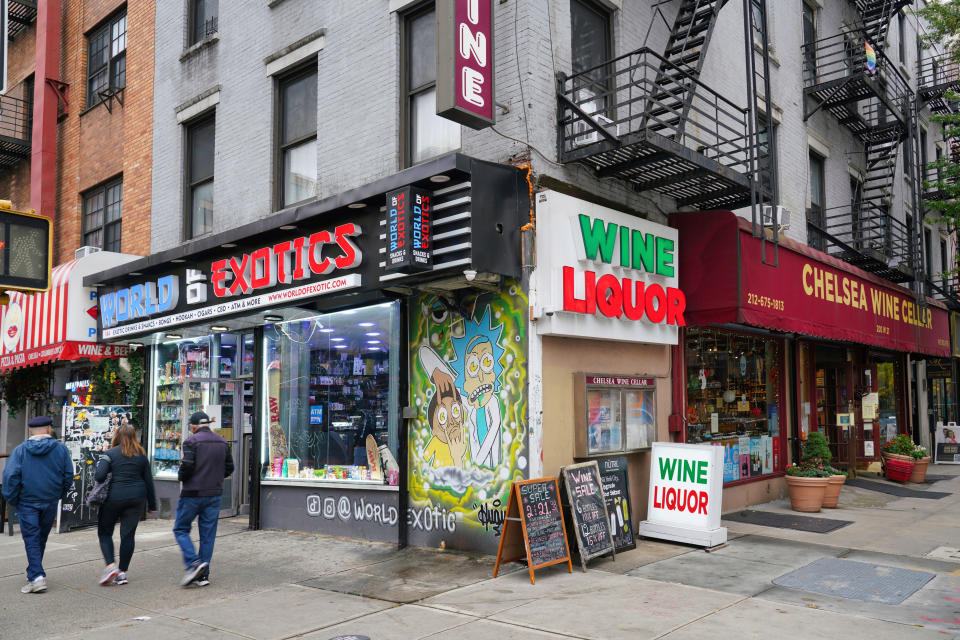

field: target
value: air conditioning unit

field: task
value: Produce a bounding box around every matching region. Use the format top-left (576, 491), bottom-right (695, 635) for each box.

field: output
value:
top-left (762, 205), bottom-right (791, 231)
top-left (75, 246), bottom-right (102, 260)
top-left (573, 114), bottom-right (619, 147)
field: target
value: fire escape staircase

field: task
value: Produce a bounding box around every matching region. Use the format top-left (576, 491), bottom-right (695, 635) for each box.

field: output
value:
top-left (803, 28), bottom-right (916, 283)
top-left (853, 0), bottom-right (914, 51)
top-left (0, 93), bottom-right (32, 172)
top-left (556, 0), bottom-right (773, 213)
top-left (8, 1), bottom-right (37, 39)
top-left (918, 53), bottom-right (960, 115)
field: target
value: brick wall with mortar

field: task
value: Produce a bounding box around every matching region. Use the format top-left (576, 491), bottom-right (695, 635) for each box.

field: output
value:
top-left (0, 0), bottom-right (154, 266)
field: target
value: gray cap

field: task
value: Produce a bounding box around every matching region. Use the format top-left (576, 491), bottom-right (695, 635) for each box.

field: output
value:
top-left (189, 411), bottom-right (211, 426)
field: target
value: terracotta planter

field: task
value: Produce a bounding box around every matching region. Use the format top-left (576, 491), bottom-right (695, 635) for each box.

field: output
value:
top-left (881, 452), bottom-right (913, 464)
top-left (909, 456), bottom-right (931, 483)
top-left (822, 474), bottom-right (847, 508)
top-left (785, 475), bottom-right (829, 512)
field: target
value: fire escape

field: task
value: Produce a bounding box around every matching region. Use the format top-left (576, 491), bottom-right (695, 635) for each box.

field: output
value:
top-left (918, 50), bottom-right (960, 307)
top-left (0, 1), bottom-right (36, 173)
top-left (802, 2), bottom-right (917, 284)
top-left (556, 0), bottom-right (775, 222)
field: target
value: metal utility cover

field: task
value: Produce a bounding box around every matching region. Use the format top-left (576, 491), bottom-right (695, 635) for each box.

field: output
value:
top-left (773, 557), bottom-right (934, 605)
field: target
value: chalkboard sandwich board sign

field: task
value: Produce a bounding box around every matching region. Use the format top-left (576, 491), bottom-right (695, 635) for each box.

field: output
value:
top-left (599, 456), bottom-right (636, 553)
top-left (561, 461), bottom-right (615, 571)
top-left (493, 477), bottom-right (573, 585)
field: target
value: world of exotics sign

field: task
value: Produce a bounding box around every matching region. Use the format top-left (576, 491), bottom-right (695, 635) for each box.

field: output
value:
top-left (738, 227), bottom-right (950, 356)
top-left (533, 191), bottom-right (685, 345)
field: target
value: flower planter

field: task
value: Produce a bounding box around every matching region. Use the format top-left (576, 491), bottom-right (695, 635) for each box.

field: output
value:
top-left (881, 452), bottom-right (914, 464)
top-left (909, 456), bottom-right (931, 483)
top-left (885, 459), bottom-right (915, 483)
top-left (785, 476), bottom-right (829, 512)
top-left (822, 474), bottom-right (847, 508)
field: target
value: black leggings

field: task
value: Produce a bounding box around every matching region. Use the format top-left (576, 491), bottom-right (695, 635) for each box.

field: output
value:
top-left (97, 498), bottom-right (144, 572)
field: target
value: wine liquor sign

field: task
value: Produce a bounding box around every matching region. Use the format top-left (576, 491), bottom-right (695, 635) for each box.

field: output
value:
top-left (437, 0), bottom-right (495, 129)
top-left (637, 442), bottom-right (727, 547)
top-left (532, 191), bottom-right (685, 345)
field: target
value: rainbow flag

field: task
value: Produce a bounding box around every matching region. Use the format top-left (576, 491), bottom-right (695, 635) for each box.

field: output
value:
top-left (865, 41), bottom-right (877, 75)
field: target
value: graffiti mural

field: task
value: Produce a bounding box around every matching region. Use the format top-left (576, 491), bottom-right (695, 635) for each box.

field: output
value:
top-left (408, 281), bottom-right (528, 553)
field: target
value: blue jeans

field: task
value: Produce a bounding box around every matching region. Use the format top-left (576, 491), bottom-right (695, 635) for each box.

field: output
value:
top-left (18, 501), bottom-right (58, 581)
top-left (173, 496), bottom-right (220, 572)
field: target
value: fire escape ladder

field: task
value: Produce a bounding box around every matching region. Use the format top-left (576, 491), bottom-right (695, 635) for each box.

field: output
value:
top-left (862, 137), bottom-right (900, 206)
top-left (644, 0), bottom-right (728, 137)
top-left (905, 96), bottom-right (927, 302)
top-left (853, 0), bottom-right (913, 50)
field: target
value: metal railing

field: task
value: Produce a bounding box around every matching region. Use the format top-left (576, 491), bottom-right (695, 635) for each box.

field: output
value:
top-left (557, 47), bottom-right (752, 174)
top-left (801, 31), bottom-right (911, 114)
top-left (923, 162), bottom-right (959, 202)
top-left (919, 53), bottom-right (960, 94)
top-left (809, 202), bottom-right (916, 270)
top-left (0, 93), bottom-right (31, 144)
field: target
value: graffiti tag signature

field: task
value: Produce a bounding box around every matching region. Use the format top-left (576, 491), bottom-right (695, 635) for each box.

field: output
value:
top-left (474, 499), bottom-right (506, 536)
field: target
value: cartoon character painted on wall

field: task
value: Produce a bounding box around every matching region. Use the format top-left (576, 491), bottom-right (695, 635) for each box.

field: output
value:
top-left (418, 307), bottom-right (506, 469)
top-left (424, 384), bottom-right (467, 468)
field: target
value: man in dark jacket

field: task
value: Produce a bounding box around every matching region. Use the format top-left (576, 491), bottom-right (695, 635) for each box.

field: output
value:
top-left (174, 411), bottom-right (234, 587)
top-left (2, 416), bottom-right (74, 594)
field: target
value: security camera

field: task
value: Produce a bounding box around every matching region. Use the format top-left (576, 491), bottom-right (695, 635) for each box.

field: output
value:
top-left (463, 269), bottom-right (477, 282)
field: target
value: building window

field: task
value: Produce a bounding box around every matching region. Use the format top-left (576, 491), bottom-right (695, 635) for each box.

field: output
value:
top-left (925, 227), bottom-right (934, 279)
top-left (808, 151), bottom-right (826, 250)
top-left (571, 0), bottom-right (613, 116)
top-left (189, 0), bottom-right (219, 46)
top-left (941, 237), bottom-right (949, 284)
top-left (186, 115), bottom-right (215, 238)
top-left (403, 6), bottom-right (460, 167)
top-left (802, 2), bottom-right (817, 83)
top-left (898, 12), bottom-right (906, 63)
top-left (82, 179), bottom-right (122, 252)
top-left (262, 302), bottom-right (400, 482)
top-left (87, 10), bottom-right (127, 108)
top-left (278, 67), bottom-right (317, 208)
top-left (751, 0), bottom-right (766, 47)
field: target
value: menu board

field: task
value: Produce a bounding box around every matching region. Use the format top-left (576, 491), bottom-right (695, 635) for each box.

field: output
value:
top-left (561, 462), bottom-right (615, 570)
top-left (493, 478), bottom-right (573, 584)
top-left (598, 456), bottom-right (636, 553)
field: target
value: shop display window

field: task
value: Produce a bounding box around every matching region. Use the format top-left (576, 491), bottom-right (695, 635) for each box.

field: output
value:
top-left (151, 334), bottom-right (250, 477)
top-left (574, 375), bottom-right (656, 457)
top-left (684, 328), bottom-right (784, 483)
top-left (261, 302), bottom-right (400, 484)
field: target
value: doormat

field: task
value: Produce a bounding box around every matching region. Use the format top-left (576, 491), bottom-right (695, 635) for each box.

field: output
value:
top-left (724, 510), bottom-right (852, 533)
top-left (846, 478), bottom-right (949, 499)
top-left (921, 474), bottom-right (954, 484)
top-left (773, 557), bottom-right (934, 604)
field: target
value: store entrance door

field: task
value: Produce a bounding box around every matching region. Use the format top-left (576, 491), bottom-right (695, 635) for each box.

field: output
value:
top-left (816, 364), bottom-right (851, 467)
top-left (184, 378), bottom-right (242, 518)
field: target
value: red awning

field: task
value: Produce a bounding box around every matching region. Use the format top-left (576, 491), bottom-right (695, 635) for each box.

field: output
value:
top-left (671, 211), bottom-right (951, 357)
top-left (0, 341), bottom-right (132, 373)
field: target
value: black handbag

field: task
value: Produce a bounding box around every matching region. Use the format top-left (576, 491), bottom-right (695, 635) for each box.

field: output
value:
top-left (86, 454), bottom-right (112, 507)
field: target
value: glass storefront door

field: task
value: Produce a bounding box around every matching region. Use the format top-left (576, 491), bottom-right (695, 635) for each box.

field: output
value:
top-left (187, 379), bottom-right (241, 517)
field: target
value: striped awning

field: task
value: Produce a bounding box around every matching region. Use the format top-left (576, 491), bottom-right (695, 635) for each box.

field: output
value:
top-left (0, 252), bottom-right (138, 372)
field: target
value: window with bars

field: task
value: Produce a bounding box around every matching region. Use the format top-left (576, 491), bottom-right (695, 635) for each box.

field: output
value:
top-left (402, 5), bottom-right (460, 167)
top-left (87, 10), bottom-right (127, 108)
top-left (82, 179), bottom-right (123, 252)
top-left (277, 67), bottom-right (318, 208)
top-left (186, 115), bottom-right (215, 238)
top-left (190, 0), bottom-right (219, 46)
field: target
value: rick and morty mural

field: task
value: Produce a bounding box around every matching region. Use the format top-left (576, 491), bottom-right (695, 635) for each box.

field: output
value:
top-left (408, 281), bottom-right (528, 553)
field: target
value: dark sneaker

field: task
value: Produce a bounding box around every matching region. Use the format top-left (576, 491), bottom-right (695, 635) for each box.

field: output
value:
top-left (112, 572), bottom-right (128, 585)
top-left (180, 561), bottom-right (209, 587)
top-left (99, 565), bottom-right (120, 585)
top-left (193, 573), bottom-right (210, 587)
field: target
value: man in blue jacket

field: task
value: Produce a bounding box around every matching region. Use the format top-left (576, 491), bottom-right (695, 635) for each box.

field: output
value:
top-left (174, 411), bottom-right (234, 587)
top-left (2, 416), bottom-right (74, 594)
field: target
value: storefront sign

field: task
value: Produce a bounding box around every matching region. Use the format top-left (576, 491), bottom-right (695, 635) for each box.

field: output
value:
top-left (584, 376), bottom-right (654, 387)
top-left (673, 212), bottom-right (951, 357)
top-left (637, 442), bottom-right (726, 547)
top-left (437, 0), bottom-right (495, 129)
top-left (560, 461), bottom-right (615, 569)
top-left (385, 186), bottom-right (432, 271)
top-left (98, 220), bottom-right (366, 339)
top-left (533, 191), bottom-right (684, 344)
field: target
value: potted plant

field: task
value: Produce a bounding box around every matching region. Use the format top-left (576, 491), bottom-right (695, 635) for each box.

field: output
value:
top-left (785, 462), bottom-right (830, 512)
top-left (801, 432), bottom-right (846, 508)
top-left (881, 434), bottom-right (916, 464)
top-left (909, 445), bottom-right (931, 483)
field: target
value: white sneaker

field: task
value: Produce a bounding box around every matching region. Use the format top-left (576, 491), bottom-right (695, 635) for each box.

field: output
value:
top-left (21, 576), bottom-right (46, 593)
top-left (112, 572), bottom-right (128, 585)
top-left (99, 565), bottom-right (120, 585)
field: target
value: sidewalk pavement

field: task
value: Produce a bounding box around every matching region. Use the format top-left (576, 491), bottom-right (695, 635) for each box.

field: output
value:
top-left (2, 467), bottom-right (960, 639)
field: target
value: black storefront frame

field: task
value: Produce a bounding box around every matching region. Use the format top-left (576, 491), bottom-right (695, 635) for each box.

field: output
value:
top-left (86, 153), bottom-right (527, 548)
